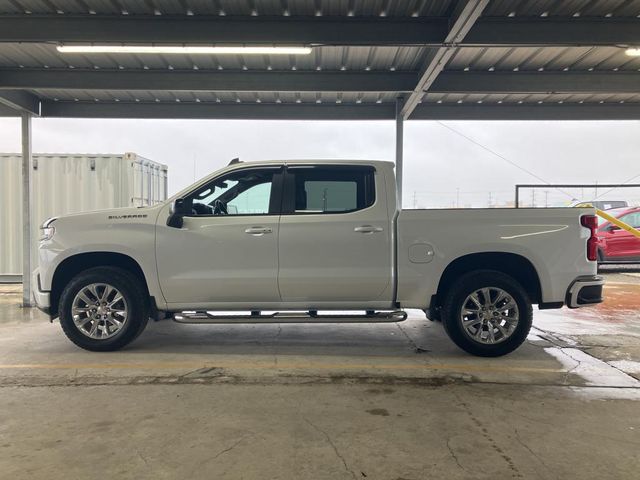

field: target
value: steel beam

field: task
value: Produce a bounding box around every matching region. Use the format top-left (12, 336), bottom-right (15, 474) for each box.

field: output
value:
top-left (465, 17), bottom-right (640, 46)
top-left (401, 0), bottom-right (489, 119)
top-left (0, 90), bottom-right (40, 115)
top-left (21, 113), bottom-right (33, 307)
top-left (41, 101), bottom-right (397, 120)
top-left (410, 103), bottom-right (640, 121)
top-left (3, 69), bottom-right (638, 96)
top-left (0, 15), bottom-right (447, 45)
top-left (1, 15), bottom-right (639, 47)
top-left (431, 71), bottom-right (640, 94)
top-left (0, 69), bottom-right (418, 93)
top-left (40, 100), bottom-right (640, 121)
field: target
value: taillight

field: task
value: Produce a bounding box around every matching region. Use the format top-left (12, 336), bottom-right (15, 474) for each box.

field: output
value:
top-left (581, 215), bottom-right (598, 261)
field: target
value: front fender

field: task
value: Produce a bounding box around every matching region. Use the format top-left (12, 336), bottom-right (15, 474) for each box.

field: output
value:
top-left (38, 207), bottom-right (166, 309)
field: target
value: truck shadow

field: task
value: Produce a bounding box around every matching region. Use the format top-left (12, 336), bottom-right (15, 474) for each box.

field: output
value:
top-left (131, 318), bottom-right (438, 357)
top-left (124, 317), bottom-right (542, 361)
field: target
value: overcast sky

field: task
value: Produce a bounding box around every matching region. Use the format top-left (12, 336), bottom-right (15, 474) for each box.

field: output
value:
top-left (1, 118), bottom-right (639, 208)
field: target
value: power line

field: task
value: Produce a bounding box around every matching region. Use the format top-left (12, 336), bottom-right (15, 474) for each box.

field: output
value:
top-left (435, 121), bottom-right (575, 200)
top-left (592, 171), bottom-right (640, 201)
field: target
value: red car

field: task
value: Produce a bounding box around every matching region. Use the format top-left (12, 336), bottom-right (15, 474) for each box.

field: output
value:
top-left (596, 207), bottom-right (640, 263)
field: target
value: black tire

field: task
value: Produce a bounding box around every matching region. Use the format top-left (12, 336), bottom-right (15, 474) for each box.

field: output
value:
top-left (59, 266), bottom-right (149, 352)
top-left (441, 270), bottom-right (532, 357)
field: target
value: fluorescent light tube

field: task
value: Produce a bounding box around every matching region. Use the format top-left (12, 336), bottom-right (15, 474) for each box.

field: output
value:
top-left (57, 45), bottom-right (312, 55)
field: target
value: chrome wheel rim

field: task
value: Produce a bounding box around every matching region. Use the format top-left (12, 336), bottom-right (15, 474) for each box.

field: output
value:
top-left (460, 287), bottom-right (519, 345)
top-left (71, 283), bottom-right (128, 340)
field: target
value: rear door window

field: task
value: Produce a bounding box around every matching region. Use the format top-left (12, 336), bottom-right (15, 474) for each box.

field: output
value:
top-left (283, 166), bottom-right (376, 214)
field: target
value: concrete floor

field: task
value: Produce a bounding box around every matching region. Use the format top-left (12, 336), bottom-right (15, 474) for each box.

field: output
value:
top-left (1, 268), bottom-right (639, 479)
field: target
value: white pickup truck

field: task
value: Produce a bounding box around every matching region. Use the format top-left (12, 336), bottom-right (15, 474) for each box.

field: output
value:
top-left (34, 159), bottom-right (603, 356)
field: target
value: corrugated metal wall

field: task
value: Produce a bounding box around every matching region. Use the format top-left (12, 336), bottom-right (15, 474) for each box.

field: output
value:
top-left (0, 152), bottom-right (168, 279)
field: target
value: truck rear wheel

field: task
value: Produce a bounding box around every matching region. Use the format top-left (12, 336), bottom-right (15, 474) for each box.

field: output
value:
top-left (58, 266), bottom-right (149, 352)
top-left (441, 270), bottom-right (532, 357)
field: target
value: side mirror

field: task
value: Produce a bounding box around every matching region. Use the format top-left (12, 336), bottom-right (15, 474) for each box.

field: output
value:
top-left (167, 198), bottom-right (188, 228)
top-left (608, 224), bottom-right (621, 232)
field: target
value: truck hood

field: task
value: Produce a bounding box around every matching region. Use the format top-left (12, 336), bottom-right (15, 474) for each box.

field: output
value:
top-left (48, 204), bottom-right (164, 229)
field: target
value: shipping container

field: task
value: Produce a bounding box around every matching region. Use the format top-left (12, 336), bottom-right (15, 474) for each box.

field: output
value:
top-left (0, 152), bottom-right (168, 281)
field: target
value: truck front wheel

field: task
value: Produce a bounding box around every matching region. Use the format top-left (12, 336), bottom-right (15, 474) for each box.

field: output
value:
top-left (58, 266), bottom-right (149, 351)
top-left (441, 270), bottom-right (532, 357)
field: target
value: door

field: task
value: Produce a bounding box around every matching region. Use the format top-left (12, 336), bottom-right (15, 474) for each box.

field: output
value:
top-left (277, 165), bottom-right (392, 304)
top-left (156, 167), bottom-right (283, 307)
top-left (607, 211), bottom-right (640, 259)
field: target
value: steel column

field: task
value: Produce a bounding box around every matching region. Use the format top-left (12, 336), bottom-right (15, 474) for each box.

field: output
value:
top-left (21, 113), bottom-right (33, 306)
top-left (395, 97), bottom-right (404, 209)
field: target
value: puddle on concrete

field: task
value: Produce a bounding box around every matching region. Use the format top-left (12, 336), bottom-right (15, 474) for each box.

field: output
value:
top-left (0, 289), bottom-right (42, 324)
top-left (608, 360), bottom-right (640, 374)
top-left (545, 347), bottom-right (639, 388)
top-left (535, 282), bottom-right (640, 337)
top-left (568, 387), bottom-right (640, 400)
top-left (565, 282), bottom-right (638, 321)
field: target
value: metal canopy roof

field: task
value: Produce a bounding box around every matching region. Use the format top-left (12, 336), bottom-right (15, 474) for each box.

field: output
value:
top-left (1, 0), bottom-right (640, 120)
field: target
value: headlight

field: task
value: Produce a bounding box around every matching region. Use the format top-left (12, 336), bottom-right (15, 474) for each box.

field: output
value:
top-left (40, 217), bottom-right (57, 241)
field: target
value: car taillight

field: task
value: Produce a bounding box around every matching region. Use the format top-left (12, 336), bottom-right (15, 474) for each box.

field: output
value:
top-left (581, 214), bottom-right (598, 261)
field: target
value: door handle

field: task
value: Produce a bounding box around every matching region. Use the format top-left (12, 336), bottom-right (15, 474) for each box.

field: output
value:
top-left (354, 225), bottom-right (383, 234)
top-left (245, 226), bottom-right (273, 235)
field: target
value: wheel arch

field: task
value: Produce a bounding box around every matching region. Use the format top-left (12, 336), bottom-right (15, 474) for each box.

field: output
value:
top-left (50, 252), bottom-right (149, 318)
top-left (433, 252), bottom-right (542, 309)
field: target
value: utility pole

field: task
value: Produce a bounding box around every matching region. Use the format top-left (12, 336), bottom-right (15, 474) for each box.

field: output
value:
top-left (531, 189), bottom-right (536, 207)
top-left (544, 190), bottom-right (549, 208)
top-left (488, 191), bottom-right (492, 208)
top-left (456, 187), bottom-right (460, 208)
top-left (412, 191), bottom-right (417, 209)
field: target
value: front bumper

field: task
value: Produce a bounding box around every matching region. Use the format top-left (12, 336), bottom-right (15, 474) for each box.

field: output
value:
top-left (31, 269), bottom-right (51, 315)
top-left (566, 275), bottom-right (604, 308)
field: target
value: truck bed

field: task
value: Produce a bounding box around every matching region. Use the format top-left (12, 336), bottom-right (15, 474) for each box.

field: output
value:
top-left (396, 207), bottom-right (596, 307)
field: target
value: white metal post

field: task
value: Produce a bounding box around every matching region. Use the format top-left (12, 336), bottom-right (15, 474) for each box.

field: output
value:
top-left (395, 97), bottom-right (404, 209)
top-left (21, 113), bottom-right (33, 307)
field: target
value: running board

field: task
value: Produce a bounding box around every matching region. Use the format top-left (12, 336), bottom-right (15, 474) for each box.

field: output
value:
top-left (173, 310), bottom-right (408, 324)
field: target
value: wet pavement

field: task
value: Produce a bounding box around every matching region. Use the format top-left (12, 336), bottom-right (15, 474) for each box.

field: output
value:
top-left (0, 272), bottom-right (639, 479)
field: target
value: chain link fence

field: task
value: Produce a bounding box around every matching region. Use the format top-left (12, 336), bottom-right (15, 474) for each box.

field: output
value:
top-left (514, 184), bottom-right (640, 209)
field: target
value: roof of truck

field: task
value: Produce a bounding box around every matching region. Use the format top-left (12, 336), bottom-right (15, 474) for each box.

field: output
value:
top-left (230, 159), bottom-right (395, 168)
